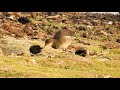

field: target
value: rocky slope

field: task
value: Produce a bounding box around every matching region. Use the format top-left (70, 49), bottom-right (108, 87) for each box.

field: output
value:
top-left (0, 12), bottom-right (120, 58)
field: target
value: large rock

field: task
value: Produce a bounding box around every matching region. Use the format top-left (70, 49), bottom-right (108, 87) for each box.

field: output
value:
top-left (0, 36), bottom-right (44, 56)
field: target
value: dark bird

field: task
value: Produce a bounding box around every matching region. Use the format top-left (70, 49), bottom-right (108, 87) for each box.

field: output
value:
top-left (18, 17), bottom-right (30, 24)
top-left (30, 45), bottom-right (42, 54)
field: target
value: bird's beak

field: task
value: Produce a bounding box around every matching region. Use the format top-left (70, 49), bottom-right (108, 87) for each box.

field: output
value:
top-left (43, 45), bottom-right (46, 48)
top-left (43, 43), bottom-right (47, 48)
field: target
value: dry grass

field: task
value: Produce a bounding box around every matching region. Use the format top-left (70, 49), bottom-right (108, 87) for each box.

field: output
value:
top-left (0, 46), bottom-right (120, 78)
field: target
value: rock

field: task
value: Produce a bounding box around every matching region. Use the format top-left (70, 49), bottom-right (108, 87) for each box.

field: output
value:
top-left (96, 74), bottom-right (111, 78)
top-left (103, 41), bottom-right (120, 49)
top-left (78, 26), bottom-right (86, 31)
top-left (116, 39), bottom-right (120, 43)
top-left (89, 51), bottom-right (98, 56)
top-left (46, 12), bottom-right (59, 16)
top-left (104, 75), bottom-right (111, 78)
top-left (67, 45), bottom-right (81, 51)
top-left (98, 56), bottom-right (111, 61)
top-left (15, 50), bottom-right (25, 56)
top-left (24, 29), bottom-right (34, 36)
top-left (62, 19), bottom-right (68, 23)
top-left (79, 40), bottom-right (90, 45)
top-left (46, 15), bottom-right (60, 19)
top-left (107, 29), bottom-right (116, 34)
top-left (37, 32), bottom-right (47, 38)
top-left (0, 36), bottom-right (32, 56)
top-left (31, 36), bottom-right (40, 40)
top-left (101, 45), bottom-right (108, 49)
top-left (91, 20), bottom-right (101, 26)
top-left (96, 74), bottom-right (104, 78)
top-left (30, 12), bottom-right (37, 18)
top-left (31, 59), bottom-right (37, 64)
top-left (101, 21), bottom-right (108, 26)
top-left (87, 25), bottom-right (92, 29)
top-left (7, 16), bottom-right (15, 20)
top-left (99, 30), bottom-right (108, 36)
top-left (107, 21), bottom-right (113, 25)
top-left (81, 32), bottom-right (89, 38)
top-left (0, 45), bottom-right (25, 56)
top-left (114, 21), bottom-right (120, 27)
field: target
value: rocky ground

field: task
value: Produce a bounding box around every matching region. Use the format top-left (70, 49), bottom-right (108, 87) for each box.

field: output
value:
top-left (0, 12), bottom-right (120, 78)
top-left (0, 12), bottom-right (120, 56)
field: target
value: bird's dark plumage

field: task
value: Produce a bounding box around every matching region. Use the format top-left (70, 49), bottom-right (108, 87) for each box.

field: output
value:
top-left (53, 30), bottom-right (74, 40)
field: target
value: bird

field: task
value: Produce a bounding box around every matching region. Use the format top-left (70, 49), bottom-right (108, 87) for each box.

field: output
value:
top-left (44, 29), bottom-right (75, 51)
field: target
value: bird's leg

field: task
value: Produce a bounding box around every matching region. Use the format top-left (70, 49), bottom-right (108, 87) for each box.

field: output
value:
top-left (62, 48), bottom-right (74, 54)
top-left (62, 48), bottom-right (72, 52)
top-left (62, 48), bottom-right (67, 52)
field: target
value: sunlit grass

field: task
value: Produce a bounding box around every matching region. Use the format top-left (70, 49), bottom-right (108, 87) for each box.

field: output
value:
top-left (0, 54), bottom-right (120, 78)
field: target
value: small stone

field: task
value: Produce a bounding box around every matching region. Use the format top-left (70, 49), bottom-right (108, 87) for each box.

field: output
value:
top-left (81, 32), bottom-right (89, 38)
top-left (31, 59), bottom-right (37, 64)
top-left (116, 39), bottom-right (120, 43)
top-left (99, 30), bottom-right (108, 36)
top-left (104, 75), bottom-right (111, 78)
top-left (108, 21), bottom-right (113, 25)
top-left (78, 26), bottom-right (86, 31)
top-left (31, 36), bottom-right (40, 40)
top-left (87, 25), bottom-right (92, 29)
top-left (8, 16), bottom-right (14, 20)
top-left (46, 15), bottom-right (60, 19)
top-left (114, 21), bottom-right (120, 27)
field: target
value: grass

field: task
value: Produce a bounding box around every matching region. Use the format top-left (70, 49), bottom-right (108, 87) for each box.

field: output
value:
top-left (0, 53), bottom-right (120, 78)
